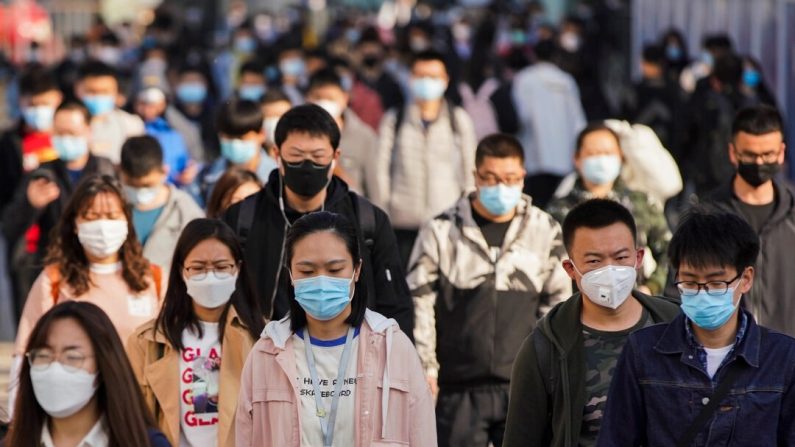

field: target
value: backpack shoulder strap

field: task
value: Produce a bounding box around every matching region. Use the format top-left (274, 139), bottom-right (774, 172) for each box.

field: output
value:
top-left (150, 264), bottom-right (162, 299)
top-left (46, 265), bottom-right (61, 305)
top-left (353, 193), bottom-right (377, 249)
top-left (532, 329), bottom-right (556, 396)
top-left (236, 195), bottom-right (258, 246)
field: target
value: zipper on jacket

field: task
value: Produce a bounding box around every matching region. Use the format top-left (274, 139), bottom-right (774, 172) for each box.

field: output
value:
top-left (269, 223), bottom-right (288, 320)
top-left (560, 355), bottom-right (571, 447)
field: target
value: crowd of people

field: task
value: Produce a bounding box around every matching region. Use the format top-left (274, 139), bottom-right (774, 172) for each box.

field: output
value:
top-left (0, 1), bottom-right (794, 446)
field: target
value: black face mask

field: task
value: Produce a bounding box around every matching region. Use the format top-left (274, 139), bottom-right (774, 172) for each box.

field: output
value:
top-left (362, 55), bottom-right (380, 68)
top-left (737, 161), bottom-right (780, 187)
top-left (282, 159), bottom-right (332, 197)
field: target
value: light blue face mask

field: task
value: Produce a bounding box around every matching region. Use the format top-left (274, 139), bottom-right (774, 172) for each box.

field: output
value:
top-left (238, 84), bottom-right (266, 102)
top-left (581, 155), bottom-right (622, 186)
top-left (280, 58), bottom-right (306, 78)
top-left (234, 37), bottom-right (257, 54)
top-left (176, 82), bottom-right (207, 104)
top-left (411, 77), bottom-right (447, 101)
top-left (22, 106), bottom-right (55, 131)
top-left (680, 285), bottom-right (740, 330)
top-left (743, 69), bottom-right (761, 89)
top-left (292, 274), bottom-right (354, 321)
top-left (82, 95), bottom-right (116, 116)
top-left (52, 135), bottom-right (89, 162)
top-left (220, 138), bottom-right (258, 164)
top-left (478, 184), bottom-right (522, 216)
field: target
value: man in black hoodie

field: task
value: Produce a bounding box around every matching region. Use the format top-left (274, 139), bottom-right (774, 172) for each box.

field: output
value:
top-left (503, 199), bottom-right (679, 447)
top-left (223, 104), bottom-right (413, 336)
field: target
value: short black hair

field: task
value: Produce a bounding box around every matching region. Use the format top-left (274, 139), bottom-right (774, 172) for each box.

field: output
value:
top-left (669, 206), bottom-right (759, 274)
top-left (19, 65), bottom-right (60, 97)
top-left (476, 134), bottom-right (525, 166)
top-left (239, 60), bottom-right (265, 78)
top-left (120, 135), bottom-right (164, 177)
top-left (77, 60), bottom-right (119, 81)
top-left (703, 34), bottom-right (733, 53)
top-left (575, 122), bottom-right (621, 156)
top-left (308, 68), bottom-right (343, 92)
top-left (732, 105), bottom-right (783, 137)
top-left (284, 212), bottom-right (366, 332)
top-left (274, 104), bottom-right (341, 149)
top-left (216, 99), bottom-right (264, 137)
top-left (534, 39), bottom-right (557, 61)
top-left (262, 88), bottom-right (292, 106)
top-left (55, 100), bottom-right (91, 124)
top-left (562, 199), bottom-right (638, 252)
top-left (410, 49), bottom-right (447, 72)
top-left (642, 44), bottom-right (665, 65)
top-left (712, 53), bottom-right (743, 86)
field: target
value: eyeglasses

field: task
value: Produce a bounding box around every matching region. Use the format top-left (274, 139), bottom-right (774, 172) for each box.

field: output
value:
top-left (735, 150), bottom-right (781, 164)
top-left (674, 272), bottom-right (743, 296)
top-left (26, 348), bottom-right (93, 373)
top-left (476, 172), bottom-right (524, 187)
top-left (183, 263), bottom-right (238, 280)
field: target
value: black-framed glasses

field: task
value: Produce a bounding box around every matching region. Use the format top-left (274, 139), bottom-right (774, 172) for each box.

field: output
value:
top-left (735, 150), bottom-right (781, 164)
top-left (26, 348), bottom-right (93, 373)
top-left (674, 272), bottom-right (743, 297)
top-left (183, 263), bottom-right (238, 280)
top-left (475, 172), bottom-right (525, 187)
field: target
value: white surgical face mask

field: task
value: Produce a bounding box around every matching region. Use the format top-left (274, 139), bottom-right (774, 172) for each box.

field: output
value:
top-left (123, 185), bottom-right (160, 207)
top-left (77, 219), bottom-right (129, 259)
top-left (313, 99), bottom-right (343, 119)
top-left (572, 262), bottom-right (637, 309)
top-left (263, 117), bottom-right (279, 144)
top-left (30, 362), bottom-right (98, 418)
top-left (185, 273), bottom-right (238, 309)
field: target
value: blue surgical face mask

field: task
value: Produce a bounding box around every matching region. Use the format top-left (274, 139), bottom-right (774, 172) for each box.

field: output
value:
top-left (280, 58), bottom-right (306, 78)
top-left (292, 273), bottom-right (354, 321)
top-left (666, 45), bottom-right (683, 61)
top-left (82, 94), bottom-right (116, 116)
top-left (52, 135), bottom-right (89, 162)
top-left (478, 184), bottom-right (522, 216)
top-left (234, 36), bottom-right (257, 54)
top-left (220, 138), bottom-right (258, 164)
top-left (238, 84), bottom-right (266, 102)
top-left (176, 82), bottom-right (207, 104)
top-left (22, 106), bottom-right (55, 131)
top-left (581, 154), bottom-right (622, 186)
top-left (680, 285), bottom-right (740, 330)
top-left (743, 69), bottom-right (761, 89)
top-left (411, 77), bottom-right (447, 101)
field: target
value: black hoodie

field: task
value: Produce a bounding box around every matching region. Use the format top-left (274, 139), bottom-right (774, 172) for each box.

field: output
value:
top-left (223, 170), bottom-right (414, 336)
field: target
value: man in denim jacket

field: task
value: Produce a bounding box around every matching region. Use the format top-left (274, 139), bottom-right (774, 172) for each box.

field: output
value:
top-left (597, 208), bottom-right (795, 446)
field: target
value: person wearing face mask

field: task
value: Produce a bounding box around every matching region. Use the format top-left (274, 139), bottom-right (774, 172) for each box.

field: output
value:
top-left (374, 50), bottom-right (478, 268)
top-left (237, 61), bottom-right (268, 103)
top-left (173, 63), bottom-right (219, 161)
top-left (700, 106), bottom-right (795, 337)
top-left (120, 136), bottom-right (204, 273)
top-left (503, 199), bottom-right (680, 447)
top-left (596, 208), bottom-right (795, 447)
top-left (127, 219), bottom-right (264, 446)
top-left (2, 101), bottom-right (115, 318)
top-left (306, 68), bottom-right (378, 197)
top-left (261, 88), bottom-right (292, 155)
top-left (355, 32), bottom-right (405, 115)
top-left (75, 61), bottom-right (145, 164)
top-left (277, 47), bottom-right (307, 105)
top-left (7, 301), bottom-right (170, 446)
top-left (740, 56), bottom-right (779, 111)
top-left (236, 211), bottom-right (435, 446)
top-left (548, 123), bottom-right (671, 295)
top-left (222, 104), bottom-right (414, 337)
top-left (10, 175), bottom-right (163, 414)
top-left (196, 99), bottom-right (277, 206)
top-left (409, 135), bottom-right (571, 446)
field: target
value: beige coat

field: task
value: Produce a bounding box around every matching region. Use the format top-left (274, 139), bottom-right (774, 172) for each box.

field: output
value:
top-left (126, 307), bottom-right (256, 447)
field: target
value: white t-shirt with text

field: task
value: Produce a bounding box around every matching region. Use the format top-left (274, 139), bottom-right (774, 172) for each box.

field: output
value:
top-left (179, 322), bottom-right (222, 447)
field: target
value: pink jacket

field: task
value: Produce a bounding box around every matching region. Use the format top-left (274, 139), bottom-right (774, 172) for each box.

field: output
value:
top-left (236, 310), bottom-right (437, 446)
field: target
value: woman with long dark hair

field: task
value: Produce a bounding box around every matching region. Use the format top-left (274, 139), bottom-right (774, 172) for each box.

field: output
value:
top-left (205, 167), bottom-right (262, 219)
top-left (127, 218), bottom-right (264, 447)
top-left (236, 211), bottom-right (435, 446)
top-left (7, 301), bottom-right (169, 446)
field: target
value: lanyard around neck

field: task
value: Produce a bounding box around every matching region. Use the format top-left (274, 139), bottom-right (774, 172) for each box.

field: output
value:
top-left (304, 326), bottom-right (356, 447)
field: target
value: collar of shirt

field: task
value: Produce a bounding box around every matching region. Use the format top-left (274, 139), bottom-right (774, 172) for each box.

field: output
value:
top-left (684, 311), bottom-right (749, 382)
top-left (41, 418), bottom-right (109, 447)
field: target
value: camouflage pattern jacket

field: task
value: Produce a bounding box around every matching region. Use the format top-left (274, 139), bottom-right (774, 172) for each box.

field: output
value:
top-left (408, 193), bottom-right (572, 386)
top-left (546, 178), bottom-right (671, 294)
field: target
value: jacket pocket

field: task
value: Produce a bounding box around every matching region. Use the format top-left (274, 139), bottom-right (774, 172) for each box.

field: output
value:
top-left (251, 388), bottom-right (295, 444)
top-left (376, 379), bottom-right (411, 443)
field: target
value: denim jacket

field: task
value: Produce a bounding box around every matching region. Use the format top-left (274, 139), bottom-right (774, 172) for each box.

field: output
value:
top-left (597, 309), bottom-right (795, 446)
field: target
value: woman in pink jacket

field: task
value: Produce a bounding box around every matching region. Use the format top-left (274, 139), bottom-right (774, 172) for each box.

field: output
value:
top-left (236, 211), bottom-right (436, 446)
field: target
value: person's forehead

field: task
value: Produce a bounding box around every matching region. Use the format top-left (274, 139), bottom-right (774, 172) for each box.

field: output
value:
top-left (478, 156), bottom-right (524, 172)
top-left (283, 132), bottom-right (333, 151)
top-left (678, 263), bottom-right (736, 277)
top-left (84, 191), bottom-right (124, 212)
top-left (308, 84), bottom-right (344, 97)
top-left (412, 60), bottom-right (446, 74)
top-left (291, 231), bottom-right (351, 263)
top-left (570, 223), bottom-right (634, 254)
top-left (185, 238), bottom-right (234, 262)
top-left (581, 130), bottom-right (620, 150)
top-left (733, 131), bottom-right (783, 150)
top-left (45, 318), bottom-right (92, 351)
top-left (54, 109), bottom-right (88, 127)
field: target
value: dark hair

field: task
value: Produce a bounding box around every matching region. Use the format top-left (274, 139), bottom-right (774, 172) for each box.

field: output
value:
top-left (262, 88), bottom-right (292, 106)
top-left (9, 301), bottom-right (157, 447)
top-left (703, 34), bottom-right (733, 53)
top-left (562, 199), bottom-right (638, 252)
top-left (239, 60), bottom-right (265, 78)
top-left (284, 212), bottom-right (366, 332)
top-left (274, 104), bottom-right (341, 149)
top-left (156, 219), bottom-right (264, 350)
top-left (45, 175), bottom-right (151, 296)
top-left (120, 135), bottom-right (164, 178)
top-left (712, 53), bottom-right (743, 86)
top-left (55, 100), bottom-right (91, 125)
top-left (410, 49), bottom-right (448, 72)
top-left (642, 44), bottom-right (665, 65)
top-left (206, 168), bottom-right (262, 218)
top-left (476, 134), bottom-right (525, 166)
top-left (77, 60), bottom-right (119, 81)
top-left (216, 99), bottom-right (264, 137)
top-left (308, 68), bottom-right (343, 92)
top-left (534, 39), bottom-right (557, 61)
top-left (575, 122), bottom-right (621, 155)
top-left (732, 105), bottom-right (783, 137)
top-left (19, 64), bottom-right (60, 97)
top-left (668, 206), bottom-right (759, 274)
